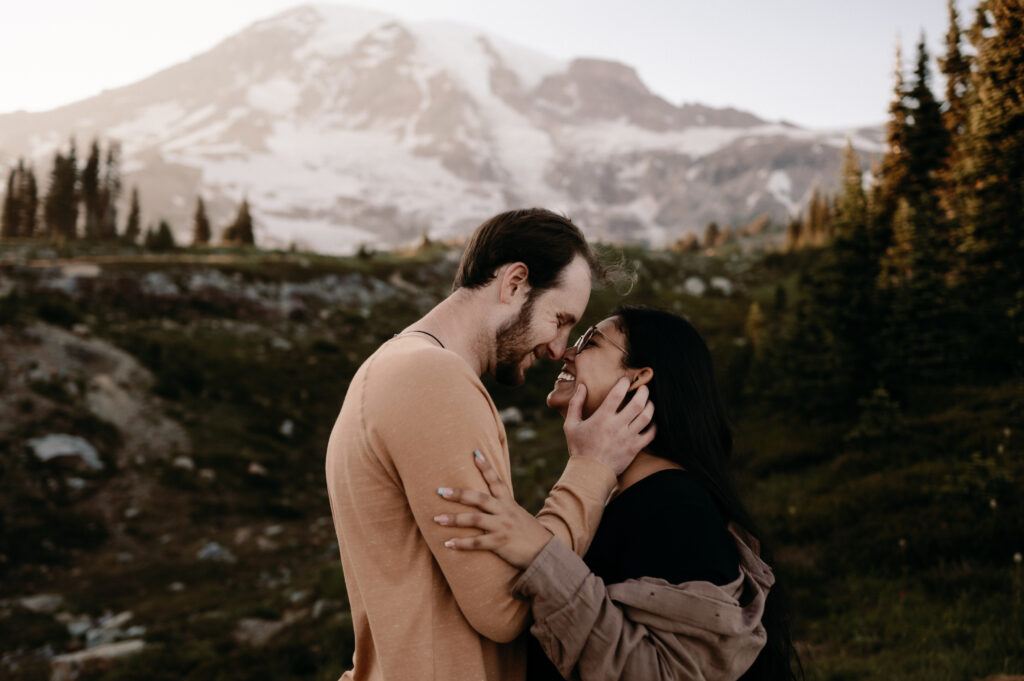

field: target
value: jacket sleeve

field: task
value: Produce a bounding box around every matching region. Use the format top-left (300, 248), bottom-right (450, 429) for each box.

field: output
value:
top-left (366, 350), bottom-right (615, 643)
top-left (514, 537), bottom-right (764, 681)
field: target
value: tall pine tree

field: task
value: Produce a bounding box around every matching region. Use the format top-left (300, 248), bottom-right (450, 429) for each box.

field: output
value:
top-left (222, 198), bottom-right (254, 246)
top-left (1, 167), bottom-right (19, 239)
top-left (20, 165), bottom-right (38, 237)
top-left (124, 186), bottom-right (141, 244)
top-left (192, 196), bottom-right (211, 246)
top-left (873, 40), bottom-right (910, 258)
top-left (98, 143), bottom-right (121, 240)
top-left (43, 140), bottom-right (79, 240)
top-left (80, 139), bottom-right (102, 239)
top-left (953, 0), bottom-right (1024, 372)
top-left (938, 0), bottom-right (973, 222)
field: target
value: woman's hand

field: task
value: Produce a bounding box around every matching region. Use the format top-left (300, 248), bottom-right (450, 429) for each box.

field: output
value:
top-left (434, 451), bottom-right (553, 569)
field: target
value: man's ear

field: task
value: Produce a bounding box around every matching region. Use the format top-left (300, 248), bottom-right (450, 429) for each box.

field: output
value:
top-left (629, 367), bottom-right (654, 388)
top-left (498, 262), bottom-right (530, 304)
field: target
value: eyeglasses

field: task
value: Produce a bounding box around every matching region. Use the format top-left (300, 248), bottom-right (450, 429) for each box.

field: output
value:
top-left (572, 325), bottom-right (627, 355)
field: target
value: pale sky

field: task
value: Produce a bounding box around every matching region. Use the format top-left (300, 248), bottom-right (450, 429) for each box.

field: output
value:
top-left (1, 0), bottom-right (968, 129)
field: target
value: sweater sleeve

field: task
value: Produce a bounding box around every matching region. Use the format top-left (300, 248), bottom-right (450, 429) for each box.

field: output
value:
top-left (364, 348), bottom-right (615, 643)
top-left (515, 537), bottom-right (761, 681)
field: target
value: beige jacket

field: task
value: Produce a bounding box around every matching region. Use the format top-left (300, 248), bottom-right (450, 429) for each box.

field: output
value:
top-left (514, 524), bottom-right (773, 681)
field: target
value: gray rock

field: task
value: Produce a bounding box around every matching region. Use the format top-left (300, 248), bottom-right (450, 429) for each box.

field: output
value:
top-left (270, 336), bottom-right (293, 351)
top-left (516, 428), bottom-right (537, 442)
top-left (709, 276), bottom-right (734, 295)
top-left (64, 614), bottom-right (93, 638)
top-left (27, 435), bottom-right (104, 471)
top-left (247, 462), bottom-right (269, 477)
top-left (18, 594), bottom-right (63, 614)
top-left (197, 542), bottom-right (237, 564)
top-left (140, 272), bottom-right (181, 297)
top-left (498, 407), bottom-right (523, 426)
top-left (51, 640), bottom-right (145, 680)
top-left (172, 456), bottom-right (195, 471)
top-left (683, 276), bottom-right (707, 296)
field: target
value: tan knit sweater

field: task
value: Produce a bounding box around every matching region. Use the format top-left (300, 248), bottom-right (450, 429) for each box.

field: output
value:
top-left (325, 334), bottom-right (617, 681)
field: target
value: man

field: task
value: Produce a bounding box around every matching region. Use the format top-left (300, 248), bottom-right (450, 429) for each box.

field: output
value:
top-left (325, 209), bottom-right (655, 680)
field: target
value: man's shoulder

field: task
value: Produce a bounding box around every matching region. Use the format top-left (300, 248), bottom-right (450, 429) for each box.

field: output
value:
top-left (362, 337), bottom-right (481, 395)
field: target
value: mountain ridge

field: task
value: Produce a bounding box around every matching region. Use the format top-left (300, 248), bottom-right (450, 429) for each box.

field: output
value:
top-left (0, 4), bottom-right (884, 253)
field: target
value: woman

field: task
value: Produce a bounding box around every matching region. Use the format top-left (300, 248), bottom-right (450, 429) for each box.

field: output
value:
top-left (434, 306), bottom-right (800, 680)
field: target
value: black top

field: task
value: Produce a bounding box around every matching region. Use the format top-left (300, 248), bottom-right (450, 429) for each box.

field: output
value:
top-left (527, 469), bottom-right (740, 680)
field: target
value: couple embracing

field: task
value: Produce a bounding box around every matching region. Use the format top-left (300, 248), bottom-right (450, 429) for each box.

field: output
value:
top-left (325, 209), bottom-right (799, 681)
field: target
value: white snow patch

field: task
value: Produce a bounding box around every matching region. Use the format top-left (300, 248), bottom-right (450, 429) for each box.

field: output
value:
top-left (108, 102), bottom-right (186, 147)
top-left (767, 170), bottom-right (800, 215)
top-left (411, 22), bottom-right (560, 203)
top-left (247, 77), bottom-right (302, 116)
top-left (294, 5), bottom-right (394, 60)
top-left (482, 32), bottom-right (564, 90)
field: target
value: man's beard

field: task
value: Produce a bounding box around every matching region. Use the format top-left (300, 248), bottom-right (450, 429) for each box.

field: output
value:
top-left (494, 293), bottom-right (537, 386)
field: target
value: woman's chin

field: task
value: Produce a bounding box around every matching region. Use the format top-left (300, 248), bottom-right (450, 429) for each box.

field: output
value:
top-left (546, 381), bottom-right (574, 417)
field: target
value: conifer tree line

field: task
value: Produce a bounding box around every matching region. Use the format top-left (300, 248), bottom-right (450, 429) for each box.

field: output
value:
top-left (758, 0), bottom-right (1023, 415)
top-left (1, 137), bottom-right (255, 248)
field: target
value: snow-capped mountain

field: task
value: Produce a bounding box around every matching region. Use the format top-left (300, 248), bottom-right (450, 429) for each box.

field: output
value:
top-left (0, 4), bottom-right (884, 253)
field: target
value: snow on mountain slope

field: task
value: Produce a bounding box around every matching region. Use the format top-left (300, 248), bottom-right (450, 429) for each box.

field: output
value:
top-left (0, 4), bottom-right (884, 253)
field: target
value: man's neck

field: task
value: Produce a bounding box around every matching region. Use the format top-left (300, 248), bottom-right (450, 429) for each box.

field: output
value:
top-left (401, 291), bottom-right (492, 377)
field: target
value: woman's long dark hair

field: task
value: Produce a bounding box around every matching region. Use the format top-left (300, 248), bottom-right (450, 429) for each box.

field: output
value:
top-left (615, 306), bottom-right (802, 681)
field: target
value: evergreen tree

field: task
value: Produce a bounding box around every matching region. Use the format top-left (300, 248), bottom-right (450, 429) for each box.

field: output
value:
top-left (938, 0), bottom-right (973, 220)
top-left (20, 165), bottom-right (38, 237)
top-left (877, 199), bottom-right (954, 389)
top-left (939, 0), bottom-right (972, 140)
top-left (98, 143), bottom-right (121, 240)
top-left (873, 40), bottom-right (910, 255)
top-left (223, 198), bottom-right (255, 246)
top-left (953, 0), bottom-right (1024, 372)
top-left (904, 37), bottom-right (949, 205)
top-left (145, 219), bottom-right (176, 251)
top-left (192, 196), bottom-right (211, 246)
top-left (784, 215), bottom-right (803, 251)
top-left (43, 141), bottom-right (79, 240)
top-left (805, 186), bottom-right (831, 246)
top-left (745, 301), bottom-right (766, 356)
top-left (703, 221), bottom-right (720, 250)
top-left (785, 143), bottom-right (882, 414)
top-left (80, 139), bottom-right (102, 239)
top-left (834, 141), bottom-right (868, 236)
top-left (124, 186), bottom-right (141, 244)
top-left (901, 36), bottom-right (953, 274)
top-left (1, 167), bottom-right (19, 239)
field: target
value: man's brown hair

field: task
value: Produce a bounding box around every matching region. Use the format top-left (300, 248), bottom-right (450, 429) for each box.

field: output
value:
top-left (452, 208), bottom-right (600, 295)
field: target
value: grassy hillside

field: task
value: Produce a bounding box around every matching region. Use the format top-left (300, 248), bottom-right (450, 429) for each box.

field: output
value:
top-left (0, 241), bottom-right (1020, 680)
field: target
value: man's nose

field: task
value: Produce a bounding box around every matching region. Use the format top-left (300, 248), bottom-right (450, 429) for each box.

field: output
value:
top-left (546, 335), bottom-right (569, 361)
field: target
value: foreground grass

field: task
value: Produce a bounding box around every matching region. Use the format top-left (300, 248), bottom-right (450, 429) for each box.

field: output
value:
top-left (0, 243), bottom-right (1020, 680)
